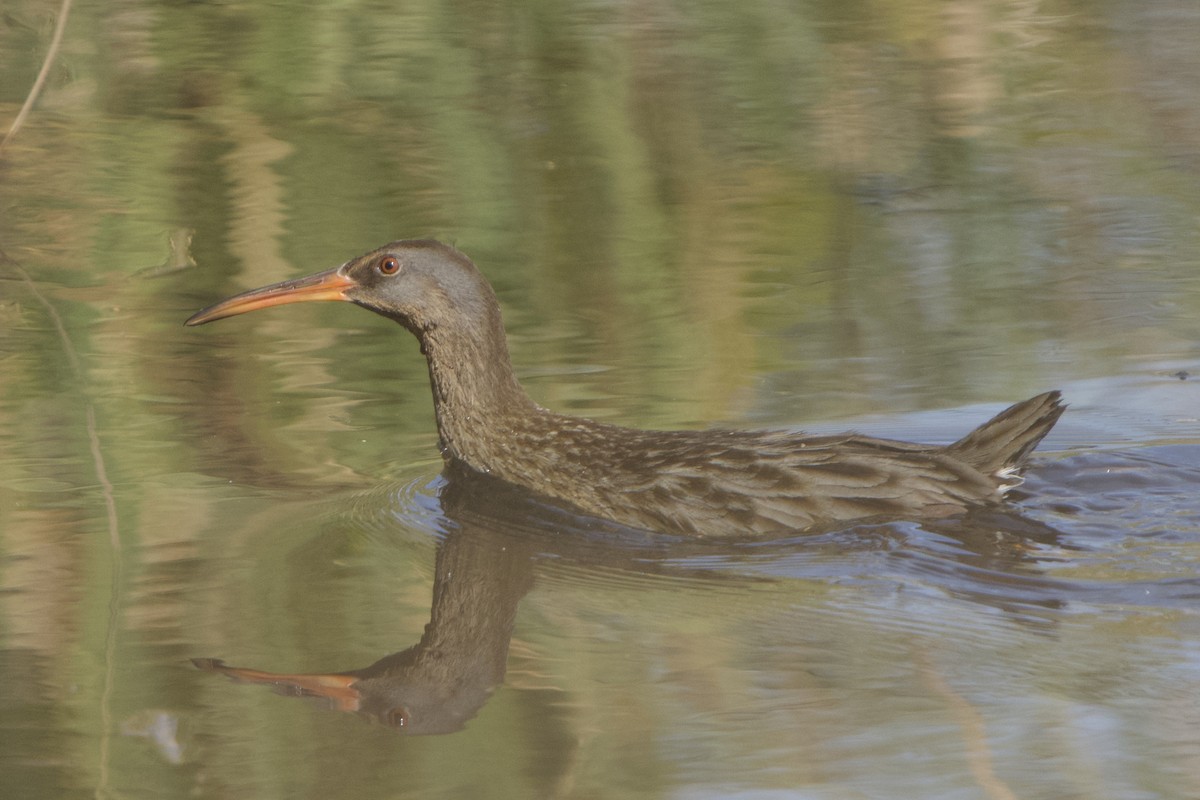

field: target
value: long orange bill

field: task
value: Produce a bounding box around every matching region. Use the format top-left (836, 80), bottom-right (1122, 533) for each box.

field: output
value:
top-left (185, 267), bottom-right (358, 326)
top-left (192, 658), bottom-right (362, 711)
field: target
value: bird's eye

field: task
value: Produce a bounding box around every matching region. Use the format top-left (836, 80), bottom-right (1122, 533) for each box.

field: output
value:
top-left (378, 256), bottom-right (401, 275)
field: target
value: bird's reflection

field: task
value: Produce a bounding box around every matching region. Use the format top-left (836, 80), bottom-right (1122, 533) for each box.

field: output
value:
top-left (193, 463), bottom-right (1069, 735)
top-left (196, 517), bottom-right (530, 735)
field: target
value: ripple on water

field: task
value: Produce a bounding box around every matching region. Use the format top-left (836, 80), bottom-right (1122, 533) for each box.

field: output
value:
top-left (321, 438), bottom-right (1200, 628)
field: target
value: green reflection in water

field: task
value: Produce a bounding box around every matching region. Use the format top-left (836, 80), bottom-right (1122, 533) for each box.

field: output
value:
top-left (2, 0), bottom-right (1200, 798)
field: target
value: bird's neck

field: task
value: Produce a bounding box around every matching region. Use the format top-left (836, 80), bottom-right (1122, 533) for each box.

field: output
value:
top-left (418, 320), bottom-right (543, 473)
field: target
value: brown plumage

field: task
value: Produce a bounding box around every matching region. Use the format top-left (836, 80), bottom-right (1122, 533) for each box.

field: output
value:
top-left (186, 239), bottom-right (1065, 537)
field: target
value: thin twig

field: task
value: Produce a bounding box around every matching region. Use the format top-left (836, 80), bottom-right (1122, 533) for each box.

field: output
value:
top-left (0, 0), bottom-right (74, 157)
top-left (6, 255), bottom-right (122, 799)
top-left (916, 645), bottom-right (1019, 800)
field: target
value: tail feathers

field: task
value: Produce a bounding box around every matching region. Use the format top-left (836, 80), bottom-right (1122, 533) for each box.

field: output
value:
top-left (945, 391), bottom-right (1065, 476)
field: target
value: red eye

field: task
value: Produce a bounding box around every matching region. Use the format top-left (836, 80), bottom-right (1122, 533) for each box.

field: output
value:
top-left (379, 256), bottom-right (400, 275)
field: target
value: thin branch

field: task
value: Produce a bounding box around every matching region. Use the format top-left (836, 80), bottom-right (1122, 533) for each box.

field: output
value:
top-left (0, 0), bottom-right (74, 157)
top-left (5, 254), bottom-right (122, 799)
top-left (917, 644), bottom-right (1019, 800)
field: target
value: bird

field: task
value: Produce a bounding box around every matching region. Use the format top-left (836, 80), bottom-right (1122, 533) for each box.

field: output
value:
top-left (186, 239), bottom-right (1065, 538)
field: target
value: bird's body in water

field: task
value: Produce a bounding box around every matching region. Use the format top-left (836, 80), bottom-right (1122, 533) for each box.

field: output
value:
top-left (187, 239), bottom-right (1065, 537)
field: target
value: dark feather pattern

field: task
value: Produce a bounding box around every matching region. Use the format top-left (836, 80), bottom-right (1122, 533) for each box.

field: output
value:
top-left (479, 409), bottom-right (1063, 536)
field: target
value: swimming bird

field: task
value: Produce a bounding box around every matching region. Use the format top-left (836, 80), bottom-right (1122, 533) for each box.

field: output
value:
top-left (186, 239), bottom-right (1064, 537)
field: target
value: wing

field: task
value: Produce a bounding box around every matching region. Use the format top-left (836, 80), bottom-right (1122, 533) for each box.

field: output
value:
top-left (588, 429), bottom-right (1003, 536)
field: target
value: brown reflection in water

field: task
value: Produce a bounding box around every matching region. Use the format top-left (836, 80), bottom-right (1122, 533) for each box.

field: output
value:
top-left (193, 465), bottom-right (544, 736)
top-left (192, 462), bottom-right (1070, 736)
top-left (195, 522), bottom-right (532, 735)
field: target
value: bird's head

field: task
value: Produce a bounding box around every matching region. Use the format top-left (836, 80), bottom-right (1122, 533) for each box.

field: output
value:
top-left (185, 239), bottom-right (499, 338)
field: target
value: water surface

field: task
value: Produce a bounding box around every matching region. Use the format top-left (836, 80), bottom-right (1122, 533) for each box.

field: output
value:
top-left (2, 1), bottom-right (1199, 798)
